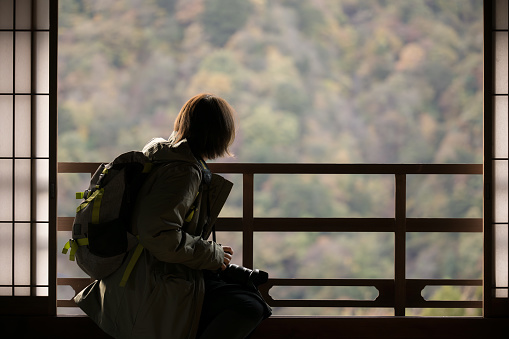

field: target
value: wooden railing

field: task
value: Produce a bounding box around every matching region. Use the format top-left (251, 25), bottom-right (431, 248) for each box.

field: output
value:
top-left (57, 162), bottom-right (483, 316)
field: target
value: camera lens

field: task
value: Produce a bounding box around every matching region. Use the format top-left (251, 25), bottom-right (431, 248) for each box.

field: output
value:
top-left (221, 264), bottom-right (268, 287)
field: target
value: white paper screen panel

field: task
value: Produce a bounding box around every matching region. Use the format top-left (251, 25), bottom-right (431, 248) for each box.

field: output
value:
top-left (0, 0), bottom-right (51, 297)
top-left (494, 0), bottom-right (509, 299)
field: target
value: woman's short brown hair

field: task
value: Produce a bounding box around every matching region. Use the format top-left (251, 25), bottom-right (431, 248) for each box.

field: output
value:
top-left (173, 93), bottom-right (236, 160)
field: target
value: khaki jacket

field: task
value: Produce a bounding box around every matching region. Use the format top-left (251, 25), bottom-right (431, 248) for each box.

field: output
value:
top-left (74, 138), bottom-right (233, 339)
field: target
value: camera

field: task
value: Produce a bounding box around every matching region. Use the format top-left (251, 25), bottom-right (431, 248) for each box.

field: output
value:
top-left (220, 264), bottom-right (268, 287)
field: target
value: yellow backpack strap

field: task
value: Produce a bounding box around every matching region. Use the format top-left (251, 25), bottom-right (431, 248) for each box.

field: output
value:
top-left (185, 208), bottom-right (196, 223)
top-left (91, 188), bottom-right (104, 224)
top-left (76, 188), bottom-right (101, 213)
top-left (62, 238), bottom-right (89, 261)
top-left (119, 241), bottom-right (144, 287)
top-left (61, 240), bottom-right (72, 256)
top-left (184, 191), bottom-right (200, 223)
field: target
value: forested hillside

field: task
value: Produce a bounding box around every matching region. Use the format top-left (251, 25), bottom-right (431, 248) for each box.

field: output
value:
top-left (57, 0), bottom-right (483, 316)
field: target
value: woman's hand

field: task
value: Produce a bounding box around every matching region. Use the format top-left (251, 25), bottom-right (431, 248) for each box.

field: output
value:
top-left (221, 246), bottom-right (234, 271)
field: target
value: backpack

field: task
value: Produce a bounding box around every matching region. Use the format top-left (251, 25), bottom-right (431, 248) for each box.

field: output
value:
top-left (62, 151), bottom-right (155, 286)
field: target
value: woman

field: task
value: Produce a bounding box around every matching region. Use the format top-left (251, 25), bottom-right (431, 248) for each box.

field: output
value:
top-left (75, 93), bottom-right (271, 339)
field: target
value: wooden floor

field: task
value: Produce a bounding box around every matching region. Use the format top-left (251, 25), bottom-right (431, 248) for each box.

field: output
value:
top-left (2, 315), bottom-right (508, 339)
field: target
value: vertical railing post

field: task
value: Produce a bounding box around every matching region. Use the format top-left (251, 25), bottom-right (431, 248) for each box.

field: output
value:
top-left (243, 172), bottom-right (255, 269)
top-left (394, 174), bottom-right (407, 316)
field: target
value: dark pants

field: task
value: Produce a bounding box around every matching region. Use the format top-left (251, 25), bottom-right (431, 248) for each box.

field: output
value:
top-left (197, 278), bottom-right (266, 339)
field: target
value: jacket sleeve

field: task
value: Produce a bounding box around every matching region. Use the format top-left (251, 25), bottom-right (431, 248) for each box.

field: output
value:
top-left (135, 163), bottom-right (224, 270)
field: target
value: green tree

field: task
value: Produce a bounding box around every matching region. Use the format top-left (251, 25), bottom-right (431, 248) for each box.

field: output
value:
top-left (202, 0), bottom-right (252, 47)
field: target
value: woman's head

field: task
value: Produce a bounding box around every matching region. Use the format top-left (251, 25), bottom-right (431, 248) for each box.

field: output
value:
top-left (173, 93), bottom-right (236, 160)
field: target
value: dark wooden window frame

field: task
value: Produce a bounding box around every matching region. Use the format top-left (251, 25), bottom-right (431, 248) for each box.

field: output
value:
top-left (0, 0), bottom-right (58, 317)
top-left (1, 1), bottom-right (508, 338)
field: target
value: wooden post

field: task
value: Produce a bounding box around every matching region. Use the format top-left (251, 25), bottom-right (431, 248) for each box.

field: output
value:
top-left (243, 173), bottom-right (254, 269)
top-left (394, 174), bottom-right (406, 316)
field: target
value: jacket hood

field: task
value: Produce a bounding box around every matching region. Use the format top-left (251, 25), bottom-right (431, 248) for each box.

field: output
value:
top-left (142, 133), bottom-right (199, 165)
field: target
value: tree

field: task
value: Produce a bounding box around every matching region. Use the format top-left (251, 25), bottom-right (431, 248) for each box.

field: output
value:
top-left (202, 0), bottom-right (252, 47)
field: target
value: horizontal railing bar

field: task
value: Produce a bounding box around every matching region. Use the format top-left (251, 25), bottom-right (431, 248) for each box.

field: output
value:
top-left (261, 278), bottom-right (481, 287)
top-left (407, 279), bottom-right (483, 286)
top-left (263, 278), bottom-right (394, 286)
top-left (57, 217), bottom-right (74, 231)
top-left (57, 277), bottom-right (483, 309)
top-left (58, 162), bottom-right (483, 175)
top-left (267, 300), bottom-right (393, 308)
top-left (253, 218), bottom-right (394, 232)
top-left (405, 300), bottom-right (483, 308)
top-left (406, 218), bottom-right (482, 232)
top-left (217, 218), bottom-right (482, 233)
top-left (58, 162), bottom-right (101, 174)
top-left (59, 278), bottom-right (481, 287)
top-left (57, 278), bottom-right (94, 295)
top-left (262, 300), bottom-right (480, 309)
top-left (58, 217), bottom-right (483, 233)
top-left (262, 278), bottom-right (482, 309)
top-left (209, 163), bottom-right (483, 175)
top-left (266, 300), bottom-right (482, 308)
top-left (216, 218), bottom-right (396, 232)
top-left (249, 278), bottom-right (394, 308)
top-left (57, 300), bottom-right (78, 307)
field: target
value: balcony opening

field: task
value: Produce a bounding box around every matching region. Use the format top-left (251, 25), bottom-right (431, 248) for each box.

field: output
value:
top-left (56, 0), bottom-right (485, 318)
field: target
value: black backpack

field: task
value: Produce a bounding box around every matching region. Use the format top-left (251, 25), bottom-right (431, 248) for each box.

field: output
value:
top-left (62, 151), bottom-right (154, 286)
top-left (62, 150), bottom-right (211, 286)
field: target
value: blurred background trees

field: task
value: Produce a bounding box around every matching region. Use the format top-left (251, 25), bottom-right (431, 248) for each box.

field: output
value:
top-left (58, 0), bottom-right (483, 316)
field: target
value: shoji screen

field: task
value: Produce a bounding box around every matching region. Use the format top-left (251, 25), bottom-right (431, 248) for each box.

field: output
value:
top-left (494, 0), bottom-right (508, 298)
top-left (0, 0), bottom-right (57, 315)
